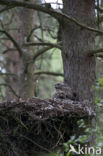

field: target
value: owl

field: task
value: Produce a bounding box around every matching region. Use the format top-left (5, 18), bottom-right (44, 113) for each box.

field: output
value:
top-left (52, 83), bottom-right (73, 100)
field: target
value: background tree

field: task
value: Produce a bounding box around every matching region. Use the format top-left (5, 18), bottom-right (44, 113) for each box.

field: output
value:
top-left (0, 0), bottom-right (63, 100)
top-left (0, 0), bottom-right (103, 155)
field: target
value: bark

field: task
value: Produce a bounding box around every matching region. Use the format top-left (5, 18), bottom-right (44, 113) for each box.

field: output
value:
top-left (5, 0), bottom-right (36, 100)
top-left (18, 0), bottom-right (35, 99)
top-left (62, 0), bottom-right (96, 104)
top-left (5, 34), bottom-right (20, 100)
top-left (62, 0), bottom-right (96, 146)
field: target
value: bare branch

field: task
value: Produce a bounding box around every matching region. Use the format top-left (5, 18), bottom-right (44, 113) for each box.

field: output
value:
top-left (27, 25), bottom-right (56, 41)
top-left (0, 30), bottom-right (23, 56)
top-left (24, 42), bottom-right (62, 50)
top-left (88, 48), bottom-right (103, 56)
top-left (2, 48), bottom-right (16, 54)
top-left (21, 135), bottom-right (51, 153)
top-left (0, 72), bottom-right (15, 76)
top-left (33, 46), bottom-right (56, 61)
top-left (27, 26), bottom-right (41, 42)
top-left (0, 0), bottom-right (103, 35)
top-left (0, 83), bottom-right (19, 98)
top-left (0, 72), bottom-right (17, 77)
top-left (0, 6), bottom-right (14, 13)
top-left (95, 54), bottom-right (103, 58)
top-left (95, 5), bottom-right (103, 13)
top-left (99, 15), bottom-right (103, 23)
top-left (34, 71), bottom-right (64, 77)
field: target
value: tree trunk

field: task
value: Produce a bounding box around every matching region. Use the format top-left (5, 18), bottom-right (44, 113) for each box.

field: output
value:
top-left (5, 0), bottom-right (36, 100)
top-left (62, 0), bottom-right (96, 104)
top-left (18, 0), bottom-right (35, 99)
top-left (62, 0), bottom-right (96, 146)
top-left (5, 30), bottom-right (21, 101)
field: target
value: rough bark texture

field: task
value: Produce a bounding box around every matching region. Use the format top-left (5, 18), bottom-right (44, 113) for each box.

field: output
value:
top-left (61, 0), bottom-right (96, 148)
top-left (5, 0), bottom-right (36, 100)
top-left (62, 0), bottom-right (96, 104)
top-left (18, 0), bottom-right (35, 99)
top-left (5, 35), bottom-right (19, 100)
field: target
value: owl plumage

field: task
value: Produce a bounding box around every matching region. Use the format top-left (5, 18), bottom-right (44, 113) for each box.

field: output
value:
top-left (52, 83), bottom-right (73, 100)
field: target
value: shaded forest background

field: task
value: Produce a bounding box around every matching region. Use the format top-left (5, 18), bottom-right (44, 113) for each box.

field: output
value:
top-left (0, 0), bottom-right (103, 155)
top-left (0, 0), bottom-right (63, 100)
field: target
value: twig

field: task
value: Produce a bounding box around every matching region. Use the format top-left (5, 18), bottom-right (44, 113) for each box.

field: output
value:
top-left (26, 26), bottom-right (41, 42)
top-left (20, 134), bottom-right (51, 152)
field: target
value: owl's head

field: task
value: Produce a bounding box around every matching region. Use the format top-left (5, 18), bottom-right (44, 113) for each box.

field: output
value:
top-left (55, 83), bottom-right (67, 90)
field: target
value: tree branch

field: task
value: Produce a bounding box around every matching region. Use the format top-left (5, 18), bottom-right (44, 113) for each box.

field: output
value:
top-left (34, 71), bottom-right (64, 77)
top-left (0, 30), bottom-right (23, 56)
top-left (0, 72), bottom-right (17, 77)
top-left (24, 42), bottom-right (62, 50)
top-left (0, 83), bottom-right (19, 98)
top-left (0, 6), bottom-right (15, 13)
top-left (88, 48), bottom-right (103, 56)
top-left (33, 46), bottom-right (56, 61)
top-left (26, 26), bottom-right (41, 42)
top-left (95, 54), bottom-right (103, 58)
top-left (0, 0), bottom-right (103, 35)
top-left (95, 5), bottom-right (103, 13)
top-left (99, 15), bottom-right (103, 23)
top-left (2, 48), bottom-right (16, 54)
